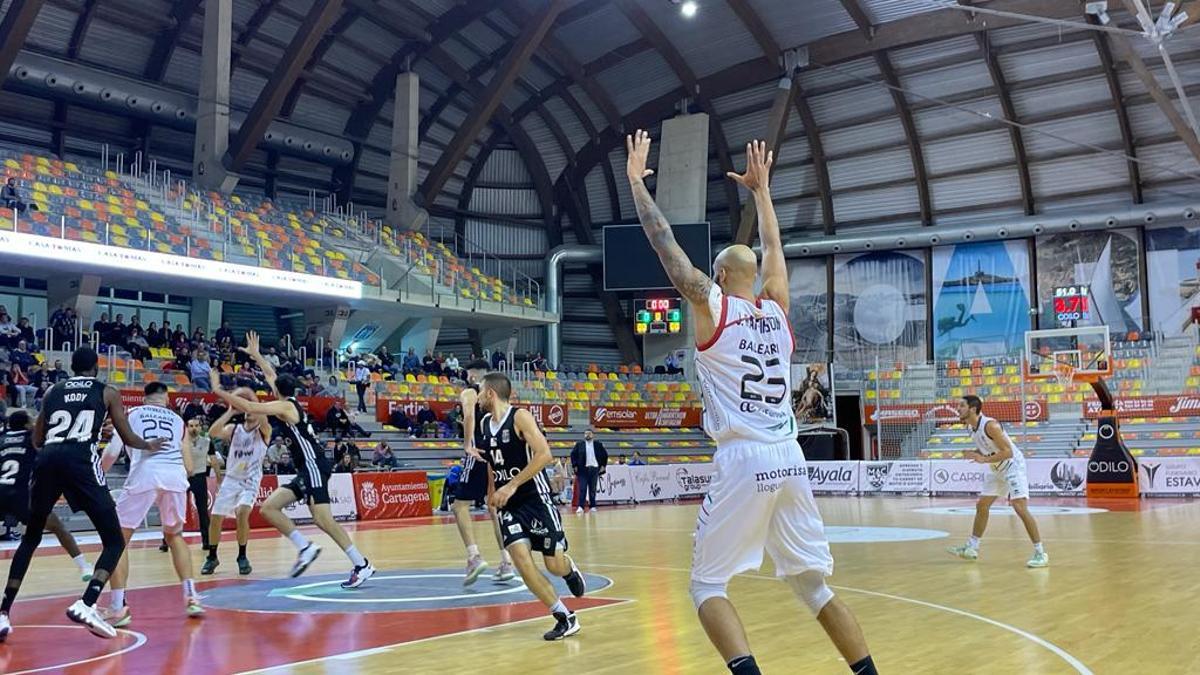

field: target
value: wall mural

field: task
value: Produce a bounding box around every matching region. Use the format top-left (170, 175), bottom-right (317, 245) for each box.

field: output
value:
top-left (931, 240), bottom-right (1031, 360)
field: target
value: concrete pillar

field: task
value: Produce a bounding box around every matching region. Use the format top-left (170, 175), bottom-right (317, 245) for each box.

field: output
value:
top-left (193, 0), bottom-right (239, 192)
top-left (387, 72), bottom-right (428, 231)
top-left (190, 299), bottom-right (223, 338)
top-left (398, 318), bottom-right (443, 357)
top-left (46, 274), bottom-right (100, 347)
top-left (646, 113), bottom-right (710, 373)
top-left (304, 305), bottom-right (352, 351)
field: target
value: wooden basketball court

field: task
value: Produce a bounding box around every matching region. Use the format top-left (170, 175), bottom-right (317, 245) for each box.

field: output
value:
top-left (2, 496), bottom-right (1196, 674)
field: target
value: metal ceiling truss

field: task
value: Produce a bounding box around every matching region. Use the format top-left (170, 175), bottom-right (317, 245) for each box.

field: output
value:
top-left (0, 0), bottom-right (47, 91)
top-left (974, 32), bottom-right (1035, 215)
top-left (1087, 13), bottom-right (1144, 204)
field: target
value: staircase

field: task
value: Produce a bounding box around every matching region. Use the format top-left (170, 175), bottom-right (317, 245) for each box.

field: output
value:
top-left (1146, 334), bottom-right (1196, 395)
top-left (222, 302), bottom-right (281, 345)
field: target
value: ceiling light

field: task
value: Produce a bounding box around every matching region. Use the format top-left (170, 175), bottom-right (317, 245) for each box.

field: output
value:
top-left (680, 1), bottom-right (698, 18)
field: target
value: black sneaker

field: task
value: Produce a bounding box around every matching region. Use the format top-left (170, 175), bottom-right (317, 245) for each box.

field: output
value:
top-left (158, 539), bottom-right (169, 552)
top-left (200, 557), bottom-right (219, 575)
top-left (543, 611), bottom-right (580, 641)
top-left (564, 562), bottom-right (586, 597)
top-left (237, 557), bottom-right (253, 575)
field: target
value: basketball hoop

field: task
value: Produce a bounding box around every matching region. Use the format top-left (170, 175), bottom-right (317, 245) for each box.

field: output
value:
top-left (1053, 361), bottom-right (1076, 388)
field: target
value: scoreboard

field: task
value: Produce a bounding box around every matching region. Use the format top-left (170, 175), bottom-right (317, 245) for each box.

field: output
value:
top-left (1053, 285), bottom-right (1090, 325)
top-left (635, 298), bottom-right (682, 335)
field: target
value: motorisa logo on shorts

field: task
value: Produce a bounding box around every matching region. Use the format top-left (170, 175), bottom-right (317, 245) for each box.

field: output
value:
top-left (359, 481), bottom-right (380, 510)
top-left (754, 465), bottom-right (804, 493)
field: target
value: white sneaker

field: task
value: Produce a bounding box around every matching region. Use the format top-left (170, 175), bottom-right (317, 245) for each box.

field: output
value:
top-left (575, 507), bottom-right (583, 514)
top-left (341, 562), bottom-right (376, 589)
top-left (289, 544), bottom-right (322, 578)
top-left (0, 612), bottom-right (11, 642)
top-left (66, 599), bottom-right (117, 638)
top-left (1027, 551), bottom-right (1050, 568)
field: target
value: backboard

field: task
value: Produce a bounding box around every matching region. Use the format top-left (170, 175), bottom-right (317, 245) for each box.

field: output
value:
top-left (1024, 326), bottom-right (1112, 382)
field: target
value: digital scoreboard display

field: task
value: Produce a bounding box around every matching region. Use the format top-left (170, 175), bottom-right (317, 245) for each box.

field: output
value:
top-left (1053, 285), bottom-right (1090, 325)
top-left (635, 298), bottom-right (682, 335)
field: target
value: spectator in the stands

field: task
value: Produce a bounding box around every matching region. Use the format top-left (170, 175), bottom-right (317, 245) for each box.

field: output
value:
top-left (629, 451), bottom-right (647, 466)
top-left (171, 324), bottom-right (187, 348)
top-left (192, 327), bottom-right (206, 346)
top-left (0, 314), bottom-right (19, 349)
top-left (446, 403), bottom-right (463, 439)
top-left (128, 315), bottom-right (143, 337)
top-left (92, 313), bottom-right (110, 345)
top-left (13, 317), bottom-right (33, 349)
top-left (375, 345), bottom-right (397, 377)
top-left (422, 350), bottom-right (438, 375)
top-left (388, 408), bottom-right (415, 436)
top-left (189, 349), bottom-right (213, 391)
top-left (333, 438), bottom-right (361, 465)
top-left (618, 455), bottom-right (627, 465)
top-left (415, 403), bottom-right (437, 438)
top-left (45, 359), bottom-right (66, 384)
top-left (110, 314), bottom-right (129, 346)
top-left (325, 398), bottom-right (353, 438)
top-left (318, 375), bottom-right (340, 398)
top-left (49, 305), bottom-right (76, 350)
top-left (145, 322), bottom-right (165, 349)
top-left (352, 360), bottom-right (370, 413)
top-left (373, 442), bottom-right (398, 469)
top-left (214, 320), bottom-right (234, 347)
top-left (272, 448), bottom-right (294, 475)
top-left (127, 327), bottom-right (150, 361)
top-left (8, 364), bottom-right (34, 408)
top-left (665, 350), bottom-right (683, 375)
top-left (3, 178), bottom-right (29, 214)
top-left (491, 349), bottom-right (504, 370)
top-left (402, 347), bottom-right (420, 375)
top-left (264, 346), bottom-right (281, 369)
top-left (333, 453), bottom-right (357, 474)
top-left (9, 341), bottom-right (34, 371)
top-left (444, 353), bottom-right (460, 380)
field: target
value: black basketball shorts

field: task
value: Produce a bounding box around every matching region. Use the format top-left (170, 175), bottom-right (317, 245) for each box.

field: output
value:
top-left (32, 445), bottom-right (114, 515)
top-left (453, 455), bottom-right (488, 503)
top-left (284, 463), bottom-right (332, 505)
top-left (0, 488), bottom-right (32, 524)
top-left (498, 493), bottom-right (567, 555)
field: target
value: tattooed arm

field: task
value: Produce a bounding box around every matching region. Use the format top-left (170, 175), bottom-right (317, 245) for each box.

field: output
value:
top-left (625, 130), bottom-right (713, 304)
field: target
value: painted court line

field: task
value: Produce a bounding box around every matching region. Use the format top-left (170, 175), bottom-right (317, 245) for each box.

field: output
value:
top-left (10, 625), bottom-right (148, 675)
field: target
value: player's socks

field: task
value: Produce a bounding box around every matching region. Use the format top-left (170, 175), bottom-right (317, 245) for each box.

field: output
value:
top-left (110, 589), bottom-right (125, 611)
top-left (967, 535), bottom-right (980, 550)
top-left (344, 545), bottom-right (367, 567)
top-left (2, 585), bottom-right (17, 614)
top-left (238, 544), bottom-right (248, 559)
top-left (72, 554), bottom-right (89, 572)
top-left (207, 544), bottom-right (218, 561)
top-left (182, 579), bottom-right (197, 600)
top-left (466, 544), bottom-right (480, 558)
top-left (82, 577), bottom-right (106, 606)
top-left (287, 530), bottom-right (310, 551)
top-left (500, 549), bottom-right (513, 564)
top-left (550, 599), bottom-right (568, 616)
top-left (849, 655), bottom-right (878, 675)
top-left (727, 655), bottom-right (760, 674)
top-left (1033, 542), bottom-right (1045, 555)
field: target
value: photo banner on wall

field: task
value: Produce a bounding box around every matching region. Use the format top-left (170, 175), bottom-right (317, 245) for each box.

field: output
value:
top-left (787, 257), bottom-right (830, 363)
top-left (1145, 225), bottom-right (1200, 335)
top-left (792, 362), bottom-right (835, 428)
top-left (833, 251), bottom-right (927, 368)
top-left (1035, 229), bottom-right (1142, 332)
top-left (931, 240), bottom-right (1031, 360)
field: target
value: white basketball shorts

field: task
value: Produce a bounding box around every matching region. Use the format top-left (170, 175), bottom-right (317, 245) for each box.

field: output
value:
top-left (212, 475), bottom-right (262, 517)
top-left (692, 438), bottom-right (834, 584)
top-left (116, 487), bottom-right (187, 532)
top-left (981, 459), bottom-right (1029, 500)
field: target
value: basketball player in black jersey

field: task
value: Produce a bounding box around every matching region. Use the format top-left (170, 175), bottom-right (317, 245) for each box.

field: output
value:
top-left (454, 359), bottom-right (515, 585)
top-left (0, 347), bottom-right (161, 641)
top-left (477, 372), bottom-right (586, 640)
top-left (0, 411), bottom-right (93, 581)
top-left (213, 332), bottom-right (374, 588)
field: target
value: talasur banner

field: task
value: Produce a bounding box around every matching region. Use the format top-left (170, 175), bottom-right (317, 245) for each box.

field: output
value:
top-left (1083, 395), bottom-right (1200, 419)
top-left (591, 405), bottom-right (703, 429)
top-left (865, 399), bottom-right (1047, 425)
top-left (352, 471), bottom-right (433, 520)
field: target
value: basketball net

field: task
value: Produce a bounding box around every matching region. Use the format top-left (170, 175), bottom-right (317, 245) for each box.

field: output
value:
top-left (1053, 361), bottom-right (1076, 388)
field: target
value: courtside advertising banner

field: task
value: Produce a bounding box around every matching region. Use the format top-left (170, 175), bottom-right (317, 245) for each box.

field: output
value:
top-left (629, 464), bottom-right (677, 501)
top-left (595, 464), bottom-right (635, 503)
top-left (1138, 457), bottom-right (1200, 495)
top-left (806, 461), bottom-right (859, 494)
top-left (865, 400), bottom-right (1047, 425)
top-left (591, 405), bottom-right (703, 429)
top-left (352, 471), bottom-right (433, 519)
top-left (1083, 395), bottom-right (1200, 419)
top-left (929, 460), bottom-right (988, 494)
top-left (276, 473), bottom-right (356, 521)
top-left (672, 463), bottom-right (715, 497)
top-left (376, 398), bottom-right (569, 427)
top-left (1027, 458), bottom-right (1088, 495)
top-left (184, 474), bottom-right (277, 532)
top-left (859, 460), bottom-right (930, 493)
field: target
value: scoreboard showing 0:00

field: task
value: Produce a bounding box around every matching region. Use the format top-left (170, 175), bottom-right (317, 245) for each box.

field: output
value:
top-left (1053, 285), bottom-right (1090, 325)
top-left (635, 298), bottom-right (682, 335)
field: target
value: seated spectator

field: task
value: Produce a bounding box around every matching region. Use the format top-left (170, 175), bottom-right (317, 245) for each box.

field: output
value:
top-left (0, 314), bottom-right (18, 349)
top-left (171, 324), bottom-right (188, 348)
top-left (192, 327), bottom-right (207, 344)
top-left (618, 454), bottom-right (628, 465)
top-left (629, 451), bottom-right (647, 466)
top-left (144, 322), bottom-right (163, 349)
top-left (109, 314), bottom-right (129, 346)
top-left (415, 404), bottom-right (437, 438)
top-left (665, 350), bottom-right (684, 375)
top-left (8, 364), bottom-right (34, 408)
top-left (15, 317), bottom-right (34, 347)
top-left (388, 408), bottom-right (416, 436)
top-left (49, 305), bottom-right (76, 350)
top-left (2, 178), bottom-right (31, 214)
top-left (273, 449), bottom-right (294, 475)
top-left (325, 398), bottom-right (353, 438)
top-left (333, 439), bottom-right (361, 465)
top-left (333, 453), bottom-right (357, 474)
top-left (402, 348), bottom-right (421, 374)
top-left (373, 442), bottom-right (398, 469)
top-left (446, 403), bottom-right (464, 439)
top-left (265, 347), bottom-right (281, 369)
top-left (264, 440), bottom-right (287, 474)
top-left (444, 353), bottom-right (460, 379)
top-left (9, 341), bottom-right (34, 371)
top-left (127, 327), bottom-right (150, 361)
top-left (92, 313), bottom-right (111, 346)
top-left (190, 350), bottom-right (213, 391)
top-left (375, 345), bottom-right (398, 377)
top-left (531, 353), bottom-right (548, 372)
top-left (45, 359), bottom-right (67, 384)
top-left (318, 375), bottom-right (341, 398)
top-left (214, 320), bottom-right (234, 347)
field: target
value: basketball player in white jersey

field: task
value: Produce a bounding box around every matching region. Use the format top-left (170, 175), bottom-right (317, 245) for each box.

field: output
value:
top-left (101, 381), bottom-right (204, 626)
top-left (947, 395), bottom-right (1048, 568)
top-left (202, 388), bottom-right (271, 576)
top-left (455, 359), bottom-right (515, 585)
top-left (627, 132), bottom-right (876, 675)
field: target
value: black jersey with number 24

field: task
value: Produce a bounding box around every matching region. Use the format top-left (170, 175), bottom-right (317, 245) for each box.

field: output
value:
top-left (40, 377), bottom-right (109, 452)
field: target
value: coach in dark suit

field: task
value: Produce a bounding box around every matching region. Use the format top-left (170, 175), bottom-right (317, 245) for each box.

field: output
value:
top-left (571, 428), bottom-right (608, 513)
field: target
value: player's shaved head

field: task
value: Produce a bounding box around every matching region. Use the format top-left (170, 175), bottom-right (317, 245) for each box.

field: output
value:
top-left (713, 244), bottom-right (758, 294)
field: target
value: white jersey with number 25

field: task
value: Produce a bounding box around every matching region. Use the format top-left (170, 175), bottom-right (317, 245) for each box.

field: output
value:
top-left (695, 283), bottom-right (796, 445)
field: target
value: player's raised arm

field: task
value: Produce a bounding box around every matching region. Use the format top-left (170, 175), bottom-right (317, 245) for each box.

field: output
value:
top-left (214, 386), bottom-right (299, 425)
top-left (208, 405), bottom-right (238, 443)
top-left (728, 140), bottom-right (787, 308)
top-left (238, 331), bottom-right (279, 396)
top-left (626, 130), bottom-right (713, 305)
